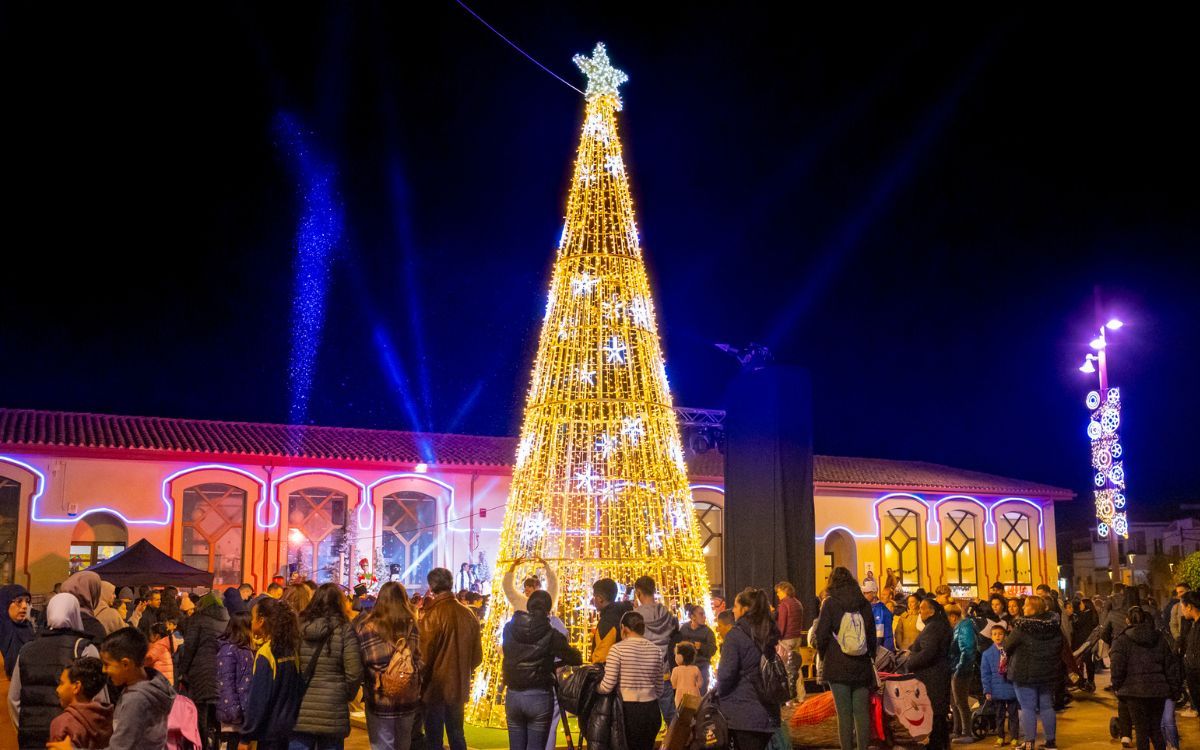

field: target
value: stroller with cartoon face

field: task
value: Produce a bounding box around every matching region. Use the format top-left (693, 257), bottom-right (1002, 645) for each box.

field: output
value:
top-left (877, 647), bottom-right (935, 748)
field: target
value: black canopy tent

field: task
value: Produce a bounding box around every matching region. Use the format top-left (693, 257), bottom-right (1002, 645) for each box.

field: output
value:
top-left (86, 538), bottom-right (214, 588)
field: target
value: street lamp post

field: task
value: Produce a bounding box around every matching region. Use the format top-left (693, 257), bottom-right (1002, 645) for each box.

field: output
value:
top-left (1080, 317), bottom-right (1126, 592)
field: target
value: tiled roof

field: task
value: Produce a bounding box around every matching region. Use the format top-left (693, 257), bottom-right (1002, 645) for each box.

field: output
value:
top-left (0, 408), bottom-right (1074, 498)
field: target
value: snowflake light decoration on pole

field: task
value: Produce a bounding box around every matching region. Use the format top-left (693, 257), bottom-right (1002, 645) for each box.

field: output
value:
top-left (467, 43), bottom-right (710, 726)
top-left (1088, 388), bottom-right (1128, 539)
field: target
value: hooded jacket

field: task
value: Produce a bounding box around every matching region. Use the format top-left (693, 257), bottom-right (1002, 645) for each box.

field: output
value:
top-left (1110, 620), bottom-right (1182, 699)
top-left (175, 595), bottom-right (230, 702)
top-left (634, 601), bottom-right (678, 668)
top-left (108, 669), bottom-right (175, 750)
top-left (216, 636), bottom-right (254, 726)
top-left (223, 587), bottom-right (249, 616)
top-left (295, 616), bottom-right (364, 736)
top-left (502, 610), bottom-right (583, 691)
top-left (715, 616), bottom-right (782, 732)
top-left (61, 572), bottom-right (107, 644)
top-left (813, 583), bottom-right (877, 688)
top-left (1003, 611), bottom-right (1063, 686)
top-left (1101, 589), bottom-right (1140, 645)
top-left (980, 644), bottom-right (1016, 701)
top-left (905, 602), bottom-right (952, 714)
top-left (94, 582), bottom-right (126, 635)
top-left (590, 600), bottom-right (633, 664)
top-left (949, 618), bottom-right (978, 677)
top-left (48, 700), bottom-right (114, 749)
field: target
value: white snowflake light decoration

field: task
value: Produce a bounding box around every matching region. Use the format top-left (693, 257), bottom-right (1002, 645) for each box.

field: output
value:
top-left (605, 155), bottom-right (625, 175)
top-left (574, 465), bottom-right (600, 493)
top-left (621, 415), bottom-right (645, 445)
top-left (603, 336), bottom-right (627, 364)
top-left (578, 366), bottom-right (596, 386)
top-left (520, 512), bottom-right (551, 546)
top-left (595, 431), bottom-right (618, 459)
top-left (571, 272), bottom-right (599, 297)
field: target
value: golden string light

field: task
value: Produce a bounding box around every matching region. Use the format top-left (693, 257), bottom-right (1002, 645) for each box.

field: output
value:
top-left (466, 43), bottom-right (713, 727)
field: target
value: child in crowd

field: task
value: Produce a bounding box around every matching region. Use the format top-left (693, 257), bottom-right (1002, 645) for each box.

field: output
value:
top-left (980, 624), bottom-right (1019, 747)
top-left (240, 597), bottom-right (304, 750)
top-left (86, 627), bottom-right (174, 750)
top-left (715, 610), bottom-right (735, 645)
top-left (216, 612), bottom-right (255, 750)
top-left (48, 656), bottom-right (113, 749)
top-left (145, 621), bottom-right (176, 684)
top-left (678, 605), bottom-right (717, 691)
top-left (670, 643), bottom-right (704, 709)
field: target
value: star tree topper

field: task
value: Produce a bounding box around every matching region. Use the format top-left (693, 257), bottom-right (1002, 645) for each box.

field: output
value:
top-left (573, 42), bottom-right (629, 110)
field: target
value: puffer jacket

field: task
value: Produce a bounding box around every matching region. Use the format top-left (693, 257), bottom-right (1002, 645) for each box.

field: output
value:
top-left (585, 690), bottom-right (627, 750)
top-left (905, 603), bottom-right (952, 714)
top-left (716, 617), bottom-right (782, 732)
top-left (949, 618), bottom-right (977, 677)
top-left (295, 617), bottom-right (364, 737)
top-left (813, 583), bottom-right (877, 688)
top-left (502, 610), bottom-right (582, 691)
top-left (1111, 621), bottom-right (1182, 699)
top-left (176, 602), bottom-right (230, 702)
top-left (1003, 611), bottom-right (1063, 686)
top-left (215, 638), bottom-right (254, 726)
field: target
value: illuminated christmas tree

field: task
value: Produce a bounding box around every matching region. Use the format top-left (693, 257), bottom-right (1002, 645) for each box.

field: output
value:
top-left (466, 43), bottom-right (712, 726)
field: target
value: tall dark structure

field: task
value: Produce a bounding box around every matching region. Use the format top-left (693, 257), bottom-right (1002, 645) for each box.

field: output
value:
top-left (723, 366), bottom-right (816, 612)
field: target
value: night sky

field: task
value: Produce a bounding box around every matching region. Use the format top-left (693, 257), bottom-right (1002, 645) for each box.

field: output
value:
top-left (2, 6), bottom-right (1197, 533)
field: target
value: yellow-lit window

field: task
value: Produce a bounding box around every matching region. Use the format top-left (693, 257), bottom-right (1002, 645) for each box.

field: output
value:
top-left (999, 512), bottom-right (1034, 586)
top-left (883, 508), bottom-right (921, 588)
top-left (943, 510), bottom-right (978, 597)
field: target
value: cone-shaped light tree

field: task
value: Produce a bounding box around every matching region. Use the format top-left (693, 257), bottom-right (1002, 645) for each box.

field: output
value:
top-left (467, 44), bottom-right (712, 726)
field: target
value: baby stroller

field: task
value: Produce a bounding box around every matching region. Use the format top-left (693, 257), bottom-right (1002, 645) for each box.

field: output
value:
top-left (970, 697), bottom-right (999, 740)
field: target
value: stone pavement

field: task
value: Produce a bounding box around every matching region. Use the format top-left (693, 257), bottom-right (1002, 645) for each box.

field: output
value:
top-left (345, 671), bottom-right (1200, 749)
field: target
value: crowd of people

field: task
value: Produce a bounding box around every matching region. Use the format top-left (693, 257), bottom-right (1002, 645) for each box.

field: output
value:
top-left (808, 571), bottom-right (1200, 750)
top-left (3, 562), bottom-right (1198, 750)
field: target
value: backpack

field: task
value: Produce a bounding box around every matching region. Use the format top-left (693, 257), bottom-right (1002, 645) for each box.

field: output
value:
top-left (378, 627), bottom-right (421, 704)
top-left (835, 611), bottom-right (868, 656)
top-left (756, 646), bottom-right (791, 706)
top-left (691, 692), bottom-right (731, 750)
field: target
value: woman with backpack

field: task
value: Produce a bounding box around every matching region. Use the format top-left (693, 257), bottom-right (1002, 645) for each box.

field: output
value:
top-left (716, 587), bottom-right (784, 750)
top-left (502, 589), bottom-right (582, 750)
top-left (905, 598), bottom-right (953, 750)
top-left (1110, 605), bottom-right (1181, 750)
top-left (355, 582), bottom-right (422, 750)
top-left (813, 567), bottom-right (877, 750)
top-left (293, 583), bottom-right (364, 750)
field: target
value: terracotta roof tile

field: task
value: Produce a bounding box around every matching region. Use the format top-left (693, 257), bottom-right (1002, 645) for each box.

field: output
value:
top-left (0, 408), bottom-right (1073, 498)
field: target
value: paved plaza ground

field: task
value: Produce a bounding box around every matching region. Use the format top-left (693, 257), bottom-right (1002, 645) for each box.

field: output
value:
top-left (346, 670), bottom-right (1200, 749)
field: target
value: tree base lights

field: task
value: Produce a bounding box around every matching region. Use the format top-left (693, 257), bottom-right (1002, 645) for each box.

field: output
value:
top-left (466, 44), bottom-right (712, 726)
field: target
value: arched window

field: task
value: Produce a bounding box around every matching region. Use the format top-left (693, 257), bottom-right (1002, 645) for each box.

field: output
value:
top-left (999, 511), bottom-right (1034, 586)
top-left (943, 510), bottom-right (978, 597)
top-left (382, 491), bottom-right (437, 587)
top-left (287, 487), bottom-right (348, 584)
top-left (883, 508), bottom-right (921, 588)
top-left (183, 483), bottom-right (246, 587)
top-left (693, 501), bottom-right (723, 591)
top-left (0, 477), bottom-right (20, 585)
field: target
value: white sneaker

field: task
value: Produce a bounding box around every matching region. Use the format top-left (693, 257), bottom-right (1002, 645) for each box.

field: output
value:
top-left (1121, 737), bottom-right (1133, 748)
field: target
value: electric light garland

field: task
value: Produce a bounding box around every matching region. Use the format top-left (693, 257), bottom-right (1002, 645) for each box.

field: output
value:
top-left (1089, 388), bottom-right (1128, 539)
top-left (466, 43), bottom-right (712, 726)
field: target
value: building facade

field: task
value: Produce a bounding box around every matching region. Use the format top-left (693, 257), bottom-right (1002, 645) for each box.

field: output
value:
top-left (1, 409), bottom-right (1071, 598)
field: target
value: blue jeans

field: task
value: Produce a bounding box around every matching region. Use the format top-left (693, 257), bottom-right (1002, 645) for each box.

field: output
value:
top-left (425, 702), bottom-right (467, 750)
top-left (1013, 684), bottom-right (1056, 745)
top-left (289, 733), bottom-right (345, 750)
top-left (506, 688), bottom-right (555, 750)
top-left (1162, 698), bottom-right (1180, 749)
top-left (658, 677), bottom-right (677, 724)
top-left (366, 709), bottom-right (417, 750)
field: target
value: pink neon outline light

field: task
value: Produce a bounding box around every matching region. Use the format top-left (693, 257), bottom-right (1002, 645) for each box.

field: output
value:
top-left (992, 497), bottom-right (1046, 547)
top-left (167, 465), bottom-right (267, 529)
top-left (266, 469), bottom-right (369, 531)
top-left (366, 473), bottom-right (456, 532)
top-left (927, 495), bottom-right (998, 545)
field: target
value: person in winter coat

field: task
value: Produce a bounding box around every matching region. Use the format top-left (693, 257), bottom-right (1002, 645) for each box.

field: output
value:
top-left (0, 584), bottom-right (35, 748)
top-left (355, 582), bottom-right (422, 750)
top-left (502, 589), bottom-right (583, 750)
top-left (589, 578), bottom-right (632, 664)
top-left (947, 603), bottom-right (979, 744)
top-left (85, 627), bottom-right (175, 750)
top-left (223, 587), bottom-right (249, 617)
top-left (775, 581), bottom-right (806, 704)
top-left (905, 598), bottom-right (953, 750)
top-left (419, 567), bottom-right (482, 750)
top-left (981, 624), bottom-right (1019, 746)
top-left (716, 587), bottom-right (783, 750)
top-left (47, 655), bottom-right (113, 749)
top-left (894, 594), bottom-right (922, 652)
top-left (216, 612), bottom-right (254, 750)
top-left (1102, 584), bottom-right (1140, 647)
top-left (241, 597), bottom-right (304, 750)
top-left (1003, 594), bottom-right (1063, 750)
top-left (176, 589), bottom-right (230, 746)
top-left (813, 567), bottom-right (877, 750)
top-left (1070, 597), bottom-right (1100, 690)
top-left (145, 621), bottom-right (176, 685)
top-left (678, 605), bottom-right (717, 691)
top-left (1110, 606), bottom-right (1181, 750)
top-left (61, 572), bottom-right (108, 644)
top-left (632, 576), bottom-right (679, 723)
top-left (293, 583), bottom-right (364, 748)
top-left (862, 579), bottom-right (894, 653)
top-left (8, 593), bottom-right (101, 750)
